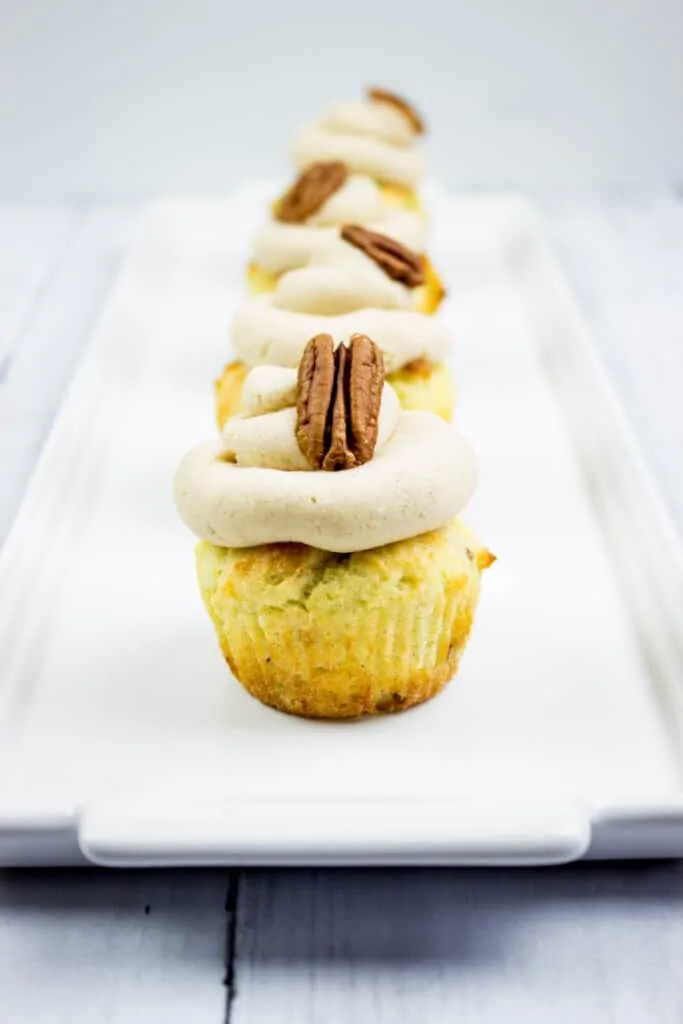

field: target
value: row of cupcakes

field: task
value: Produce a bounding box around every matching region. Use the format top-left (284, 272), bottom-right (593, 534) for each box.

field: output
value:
top-left (217, 86), bottom-right (451, 426)
top-left (174, 87), bottom-right (494, 719)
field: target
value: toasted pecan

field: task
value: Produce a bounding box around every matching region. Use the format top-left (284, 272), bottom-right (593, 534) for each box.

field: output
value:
top-left (341, 224), bottom-right (425, 287)
top-left (296, 333), bottom-right (385, 471)
top-left (275, 162), bottom-right (348, 223)
top-left (367, 87), bottom-right (425, 134)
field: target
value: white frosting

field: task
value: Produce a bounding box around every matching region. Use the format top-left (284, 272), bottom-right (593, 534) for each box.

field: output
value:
top-left (273, 238), bottom-right (411, 314)
top-left (291, 100), bottom-right (425, 188)
top-left (322, 101), bottom-right (416, 146)
top-left (232, 301), bottom-right (448, 374)
top-left (174, 368), bottom-right (476, 553)
top-left (241, 365), bottom-right (298, 417)
top-left (307, 174), bottom-right (383, 226)
top-left (234, 237), bottom-right (448, 372)
top-left (221, 367), bottom-right (400, 471)
top-left (252, 175), bottom-right (427, 276)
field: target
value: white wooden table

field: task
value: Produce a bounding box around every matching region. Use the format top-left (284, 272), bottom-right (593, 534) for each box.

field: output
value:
top-left (1, 198), bottom-right (683, 1023)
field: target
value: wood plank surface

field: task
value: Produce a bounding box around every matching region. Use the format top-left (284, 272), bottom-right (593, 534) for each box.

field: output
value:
top-left (0, 869), bottom-right (232, 1023)
top-left (230, 864), bottom-right (683, 1024)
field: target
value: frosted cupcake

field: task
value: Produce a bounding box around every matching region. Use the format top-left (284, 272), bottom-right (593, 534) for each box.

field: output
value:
top-left (291, 87), bottom-right (427, 214)
top-left (217, 225), bottom-right (452, 426)
top-left (176, 334), bottom-right (493, 719)
top-left (249, 161), bottom-right (432, 294)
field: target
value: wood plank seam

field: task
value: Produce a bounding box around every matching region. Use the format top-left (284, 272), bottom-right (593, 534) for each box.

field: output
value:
top-left (224, 871), bottom-right (242, 1021)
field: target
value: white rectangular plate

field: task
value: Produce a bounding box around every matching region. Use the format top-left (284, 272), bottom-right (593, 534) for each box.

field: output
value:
top-left (1, 188), bottom-right (682, 866)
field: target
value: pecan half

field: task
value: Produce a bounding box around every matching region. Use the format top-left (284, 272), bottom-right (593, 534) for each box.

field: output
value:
top-left (341, 224), bottom-right (425, 288)
top-left (275, 161), bottom-right (348, 223)
top-left (367, 87), bottom-right (425, 135)
top-left (296, 333), bottom-right (384, 471)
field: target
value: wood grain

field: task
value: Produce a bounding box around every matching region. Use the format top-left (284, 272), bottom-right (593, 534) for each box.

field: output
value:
top-left (231, 865), bottom-right (683, 1023)
top-left (0, 869), bottom-right (232, 1023)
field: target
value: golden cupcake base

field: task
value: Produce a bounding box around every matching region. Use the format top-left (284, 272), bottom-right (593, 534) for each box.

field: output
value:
top-left (387, 358), bottom-right (455, 421)
top-left (214, 357), bottom-right (455, 428)
top-left (377, 182), bottom-right (423, 214)
top-left (196, 520), bottom-right (493, 719)
top-left (246, 263), bottom-right (281, 295)
top-left (215, 360), bottom-right (250, 428)
top-left (420, 257), bottom-right (447, 313)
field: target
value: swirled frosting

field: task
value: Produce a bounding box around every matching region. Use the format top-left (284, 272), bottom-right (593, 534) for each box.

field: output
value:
top-left (253, 174), bottom-right (427, 276)
top-left (292, 101), bottom-right (425, 188)
top-left (233, 237), bottom-right (449, 372)
top-left (221, 366), bottom-right (400, 471)
top-left (174, 367), bottom-right (477, 552)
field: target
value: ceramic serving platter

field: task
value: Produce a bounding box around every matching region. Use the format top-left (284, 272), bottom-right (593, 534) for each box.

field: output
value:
top-left (1, 187), bottom-right (682, 866)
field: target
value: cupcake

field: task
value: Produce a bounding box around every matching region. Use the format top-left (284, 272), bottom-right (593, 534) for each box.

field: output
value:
top-left (291, 87), bottom-right (427, 214)
top-left (175, 334), bottom-right (493, 719)
top-left (217, 225), bottom-right (452, 427)
top-left (249, 161), bottom-right (432, 294)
